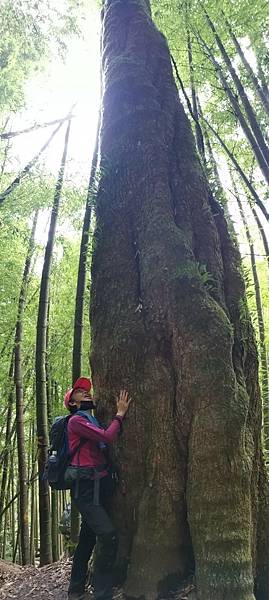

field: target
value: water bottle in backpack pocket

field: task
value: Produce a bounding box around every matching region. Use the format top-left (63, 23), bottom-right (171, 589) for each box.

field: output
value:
top-left (47, 451), bottom-right (59, 484)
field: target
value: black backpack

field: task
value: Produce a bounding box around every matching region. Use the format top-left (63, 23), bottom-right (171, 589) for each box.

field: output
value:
top-left (44, 414), bottom-right (85, 490)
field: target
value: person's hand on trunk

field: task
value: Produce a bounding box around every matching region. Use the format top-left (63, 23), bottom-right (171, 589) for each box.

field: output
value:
top-left (116, 389), bottom-right (132, 417)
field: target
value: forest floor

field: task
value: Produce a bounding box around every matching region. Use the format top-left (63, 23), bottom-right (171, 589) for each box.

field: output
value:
top-left (0, 558), bottom-right (197, 599)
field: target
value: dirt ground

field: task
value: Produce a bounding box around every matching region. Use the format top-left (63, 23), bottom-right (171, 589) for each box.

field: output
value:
top-left (0, 558), bottom-right (196, 600)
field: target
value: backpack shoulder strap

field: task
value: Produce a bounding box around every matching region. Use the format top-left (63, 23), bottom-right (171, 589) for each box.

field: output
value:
top-left (68, 413), bottom-right (88, 462)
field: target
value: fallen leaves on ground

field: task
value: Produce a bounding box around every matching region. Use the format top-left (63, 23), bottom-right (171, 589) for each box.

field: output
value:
top-left (0, 558), bottom-right (72, 600)
top-left (0, 559), bottom-right (197, 600)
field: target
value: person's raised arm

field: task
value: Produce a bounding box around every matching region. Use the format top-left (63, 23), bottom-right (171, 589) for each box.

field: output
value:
top-left (71, 389), bottom-right (132, 444)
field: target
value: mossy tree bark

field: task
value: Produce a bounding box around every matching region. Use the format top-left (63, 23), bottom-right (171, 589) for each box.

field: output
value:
top-left (90, 1), bottom-right (269, 598)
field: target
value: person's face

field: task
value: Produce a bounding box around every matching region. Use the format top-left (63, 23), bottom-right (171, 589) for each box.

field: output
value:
top-left (71, 387), bottom-right (92, 408)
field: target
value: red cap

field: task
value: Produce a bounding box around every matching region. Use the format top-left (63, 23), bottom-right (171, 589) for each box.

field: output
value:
top-left (64, 377), bottom-right (92, 409)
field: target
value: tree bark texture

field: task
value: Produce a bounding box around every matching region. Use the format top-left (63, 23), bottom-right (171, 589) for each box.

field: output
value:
top-left (90, 1), bottom-right (269, 598)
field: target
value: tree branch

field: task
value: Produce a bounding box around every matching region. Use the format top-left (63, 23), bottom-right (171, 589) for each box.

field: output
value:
top-left (0, 104), bottom-right (76, 207)
top-left (0, 114), bottom-right (75, 140)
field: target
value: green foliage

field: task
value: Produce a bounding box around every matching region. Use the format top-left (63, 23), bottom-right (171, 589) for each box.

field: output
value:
top-left (173, 259), bottom-right (217, 293)
top-left (48, 237), bottom-right (91, 417)
top-left (0, 0), bottom-right (269, 563)
top-left (0, 0), bottom-right (84, 115)
top-left (152, 0), bottom-right (268, 204)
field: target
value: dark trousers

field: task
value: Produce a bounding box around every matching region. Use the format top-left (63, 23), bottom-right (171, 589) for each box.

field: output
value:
top-left (68, 476), bottom-right (118, 600)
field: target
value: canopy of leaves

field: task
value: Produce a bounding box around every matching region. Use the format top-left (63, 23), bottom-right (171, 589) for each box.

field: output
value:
top-left (0, 0), bottom-right (83, 115)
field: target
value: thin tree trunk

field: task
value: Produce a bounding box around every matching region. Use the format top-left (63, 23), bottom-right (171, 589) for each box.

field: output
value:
top-left (171, 56), bottom-right (269, 221)
top-left (11, 453), bottom-right (16, 562)
top-left (30, 479), bottom-right (36, 565)
top-left (197, 32), bottom-right (269, 185)
top-left (35, 120), bottom-right (71, 566)
top-left (47, 357), bottom-right (60, 563)
top-left (91, 2), bottom-right (269, 598)
top-left (0, 114), bottom-right (75, 140)
top-left (246, 154), bottom-right (269, 271)
top-left (35, 479), bottom-right (39, 560)
top-left (202, 115), bottom-right (269, 220)
top-left (250, 205), bottom-right (269, 273)
top-left (203, 120), bottom-right (223, 191)
top-left (185, 26), bottom-right (205, 160)
top-left (51, 490), bottom-right (59, 562)
top-left (203, 9), bottom-right (269, 166)
top-left (0, 106), bottom-right (73, 206)
top-left (72, 127), bottom-right (99, 384)
top-left (257, 62), bottom-right (269, 99)
top-left (0, 135), bottom-right (11, 180)
top-left (30, 422), bottom-right (37, 565)
top-left (13, 510), bottom-right (20, 564)
top-left (70, 122), bottom-right (99, 545)
top-left (171, 56), bottom-right (269, 220)
top-left (14, 212), bottom-right (38, 565)
top-left (223, 15), bottom-right (269, 118)
top-left (1, 466), bottom-right (11, 559)
top-left (2, 498), bottom-right (9, 559)
top-left (232, 176), bottom-right (269, 449)
top-left (250, 36), bottom-right (269, 100)
top-left (0, 355), bottom-right (14, 545)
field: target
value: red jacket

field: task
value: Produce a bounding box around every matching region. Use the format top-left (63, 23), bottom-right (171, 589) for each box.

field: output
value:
top-left (68, 414), bottom-right (123, 470)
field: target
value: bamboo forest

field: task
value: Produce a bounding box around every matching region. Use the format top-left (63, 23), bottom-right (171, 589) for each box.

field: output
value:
top-left (0, 1), bottom-right (269, 599)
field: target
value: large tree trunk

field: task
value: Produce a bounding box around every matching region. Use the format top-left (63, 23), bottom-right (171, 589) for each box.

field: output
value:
top-left (90, 1), bottom-right (269, 598)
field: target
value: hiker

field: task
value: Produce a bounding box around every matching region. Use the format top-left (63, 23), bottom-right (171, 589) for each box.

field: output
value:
top-left (64, 377), bottom-right (131, 600)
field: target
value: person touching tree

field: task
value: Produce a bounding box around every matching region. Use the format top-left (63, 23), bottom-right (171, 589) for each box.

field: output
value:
top-left (64, 377), bottom-right (131, 600)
